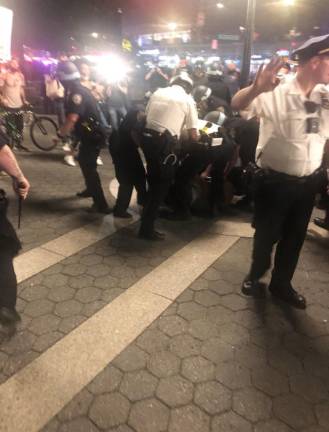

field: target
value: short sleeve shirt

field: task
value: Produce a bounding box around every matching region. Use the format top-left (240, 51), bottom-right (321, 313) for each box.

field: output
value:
top-left (145, 85), bottom-right (199, 138)
top-left (66, 84), bottom-right (101, 137)
top-left (242, 78), bottom-right (329, 177)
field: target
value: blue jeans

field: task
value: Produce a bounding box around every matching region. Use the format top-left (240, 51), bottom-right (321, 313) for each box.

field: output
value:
top-left (108, 107), bottom-right (127, 131)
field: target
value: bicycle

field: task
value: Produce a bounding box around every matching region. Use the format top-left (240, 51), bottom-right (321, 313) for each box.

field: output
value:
top-left (0, 106), bottom-right (59, 151)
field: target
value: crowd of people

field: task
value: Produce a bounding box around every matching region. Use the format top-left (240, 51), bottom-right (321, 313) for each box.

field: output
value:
top-left (0, 34), bottom-right (329, 331)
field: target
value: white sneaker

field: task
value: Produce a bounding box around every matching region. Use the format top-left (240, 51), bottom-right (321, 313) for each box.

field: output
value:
top-left (97, 156), bottom-right (104, 166)
top-left (64, 155), bottom-right (76, 167)
top-left (62, 143), bottom-right (71, 152)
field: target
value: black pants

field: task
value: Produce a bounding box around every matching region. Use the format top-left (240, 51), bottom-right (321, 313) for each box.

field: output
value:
top-left (249, 173), bottom-right (317, 290)
top-left (78, 139), bottom-right (108, 210)
top-left (114, 161), bottom-right (147, 213)
top-left (170, 143), bottom-right (208, 215)
top-left (140, 133), bottom-right (176, 235)
top-left (0, 248), bottom-right (17, 309)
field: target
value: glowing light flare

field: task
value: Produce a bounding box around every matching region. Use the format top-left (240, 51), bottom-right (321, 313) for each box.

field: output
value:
top-left (282, 0), bottom-right (295, 5)
top-left (91, 32), bottom-right (99, 39)
top-left (168, 22), bottom-right (178, 31)
top-left (95, 55), bottom-right (131, 84)
top-left (216, 2), bottom-right (225, 9)
top-left (0, 7), bottom-right (13, 61)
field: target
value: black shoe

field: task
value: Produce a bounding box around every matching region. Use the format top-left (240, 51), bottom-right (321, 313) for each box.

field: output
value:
top-left (77, 190), bottom-right (92, 198)
top-left (241, 278), bottom-right (266, 299)
top-left (313, 217), bottom-right (329, 231)
top-left (88, 204), bottom-right (112, 215)
top-left (113, 210), bottom-right (133, 219)
top-left (0, 307), bottom-right (21, 325)
top-left (269, 285), bottom-right (306, 309)
top-left (138, 230), bottom-right (165, 241)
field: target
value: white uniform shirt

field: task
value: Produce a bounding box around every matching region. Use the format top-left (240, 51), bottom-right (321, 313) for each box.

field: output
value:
top-left (0, 71), bottom-right (25, 109)
top-left (145, 85), bottom-right (198, 138)
top-left (243, 77), bottom-right (329, 177)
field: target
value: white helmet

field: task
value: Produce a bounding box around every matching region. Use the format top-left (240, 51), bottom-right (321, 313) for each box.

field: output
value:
top-left (170, 72), bottom-right (194, 89)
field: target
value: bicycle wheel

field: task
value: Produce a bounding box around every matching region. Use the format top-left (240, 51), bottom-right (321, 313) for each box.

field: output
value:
top-left (30, 116), bottom-right (58, 151)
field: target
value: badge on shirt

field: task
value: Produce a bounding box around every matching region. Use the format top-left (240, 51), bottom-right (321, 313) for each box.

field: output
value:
top-left (72, 94), bottom-right (82, 105)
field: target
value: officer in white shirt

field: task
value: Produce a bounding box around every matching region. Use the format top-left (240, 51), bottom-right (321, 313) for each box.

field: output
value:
top-left (139, 72), bottom-right (198, 240)
top-left (232, 34), bottom-right (329, 309)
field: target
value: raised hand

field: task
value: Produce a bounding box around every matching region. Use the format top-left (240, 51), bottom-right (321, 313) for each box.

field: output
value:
top-left (253, 57), bottom-right (284, 93)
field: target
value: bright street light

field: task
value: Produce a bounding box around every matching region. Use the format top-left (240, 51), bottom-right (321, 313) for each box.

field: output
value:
top-left (91, 32), bottom-right (99, 39)
top-left (282, 0), bottom-right (295, 6)
top-left (216, 2), bottom-right (225, 8)
top-left (168, 22), bottom-right (177, 31)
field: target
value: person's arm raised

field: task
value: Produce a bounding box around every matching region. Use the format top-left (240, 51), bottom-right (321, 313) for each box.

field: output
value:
top-left (231, 57), bottom-right (283, 112)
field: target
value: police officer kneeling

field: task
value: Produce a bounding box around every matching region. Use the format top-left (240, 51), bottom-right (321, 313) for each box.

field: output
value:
top-left (232, 34), bottom-right (329, 309)
top-left (139, 72), bottom-right (198, 240)
top-left (57, 62), bottom-right (110, 214)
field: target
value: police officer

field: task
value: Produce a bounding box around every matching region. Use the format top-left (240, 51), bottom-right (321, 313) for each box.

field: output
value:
top-left (139, 72), bottom-right (199, 240)
top-left (57, 62), bottom-right (111, 214)
top-left (232, 34), bottom-right (329, 309)
top-left (0, 130), bottom-right (30, 326)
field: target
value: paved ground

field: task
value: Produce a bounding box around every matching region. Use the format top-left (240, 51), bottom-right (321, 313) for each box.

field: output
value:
top-left (3, 135), bottom-right (115, 252)
top-left (0, 134), bottom-right (329, 432)
top-left (38, 237), bottom-right (329, 432)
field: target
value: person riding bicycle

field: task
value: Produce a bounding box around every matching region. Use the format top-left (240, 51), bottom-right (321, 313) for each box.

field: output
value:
top-left (0, 58), bottom-right (30, 151)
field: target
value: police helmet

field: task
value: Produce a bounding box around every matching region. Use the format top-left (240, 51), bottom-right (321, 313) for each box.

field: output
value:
top-left (170, 72), bottom-right (194, 93)
top-left (192, 85), bottom-right (212, 103)
top-left (57, 61), bottom-right (81, 82)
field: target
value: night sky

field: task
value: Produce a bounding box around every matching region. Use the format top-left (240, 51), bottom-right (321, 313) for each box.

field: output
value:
top-left (2, 0), bottom-right (329, 52)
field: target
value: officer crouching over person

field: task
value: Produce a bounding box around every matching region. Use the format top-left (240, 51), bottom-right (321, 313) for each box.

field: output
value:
top-left (0, 129), bottom-right (30, 327)
top-left (57, 62), bottom-right (111, 214)
top-left (232, 34), bottom-right (329, 309)
top-left (138, 72), bottom-right (199, 241)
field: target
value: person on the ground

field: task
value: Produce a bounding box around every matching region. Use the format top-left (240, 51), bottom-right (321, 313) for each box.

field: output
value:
top-left (232, 34), bottom-right (329, 309)
top-left (0, 129), bottom-right (30, 327)
top-left (109, 109), bottom-right (147, 218)
top-left (57, 61), bottom-right (111, 214)
top-left (0, 58), bottom-right (29, 151)
top-left (139, 72), bottom-right (198, 240)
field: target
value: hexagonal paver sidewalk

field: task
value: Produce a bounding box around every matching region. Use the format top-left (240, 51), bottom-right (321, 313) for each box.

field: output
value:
top-left (0, 217), bottom-right (205, 384)
top-left (41, 237), bottom-right (329, 431)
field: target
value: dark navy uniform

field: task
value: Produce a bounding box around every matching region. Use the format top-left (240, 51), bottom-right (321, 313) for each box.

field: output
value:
top-left (66, 83), bottom-right (109, 212)
top-left (0, 130), bottom-right (21, 312)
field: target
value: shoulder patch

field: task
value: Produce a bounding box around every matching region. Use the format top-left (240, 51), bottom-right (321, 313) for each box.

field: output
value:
top-left (72, 94), bottom-right (83, 105)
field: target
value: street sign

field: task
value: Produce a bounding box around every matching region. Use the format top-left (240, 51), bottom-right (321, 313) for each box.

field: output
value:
top-left (217, 34), bottom-right (240, 41)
